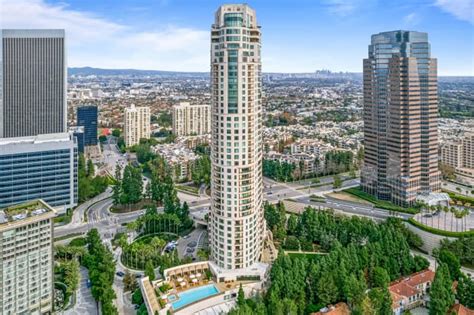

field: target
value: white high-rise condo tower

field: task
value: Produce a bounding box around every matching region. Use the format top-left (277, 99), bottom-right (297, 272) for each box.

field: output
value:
top-left (209, 4), bottom-right (264, 270)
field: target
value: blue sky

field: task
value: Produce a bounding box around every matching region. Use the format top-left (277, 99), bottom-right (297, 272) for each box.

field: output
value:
top-left (2, 0), bottom-right (473, 75)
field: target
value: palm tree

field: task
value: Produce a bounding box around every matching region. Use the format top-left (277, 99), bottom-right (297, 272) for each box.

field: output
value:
top-left (450, 207), bottom-right (456, 232)
top-left (442, 206), bottom-right (449, 231)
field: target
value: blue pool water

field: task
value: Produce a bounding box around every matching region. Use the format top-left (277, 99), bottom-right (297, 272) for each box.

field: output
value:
top-left (171, 284), bottom-right (220, 310)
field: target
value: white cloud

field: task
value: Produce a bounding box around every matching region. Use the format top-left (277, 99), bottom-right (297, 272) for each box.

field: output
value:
top-left (403, 13), bottom-right (419, 26)
top-left (323, 0), bottom-right (376, 16)
top-left (435, 0), bottom-right (474, 24)
top-left (0, 0), bottom-right (210, 71)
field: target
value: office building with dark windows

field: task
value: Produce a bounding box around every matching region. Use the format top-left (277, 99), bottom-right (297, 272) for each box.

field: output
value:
top-left (77, 105), bottom-right (98, 146)
top-left (0, 133), bottom-right (78, 213)
top-left (0, 29), bottom-right (66, 138)
top-left (361, 30), bottom-right (440, 206)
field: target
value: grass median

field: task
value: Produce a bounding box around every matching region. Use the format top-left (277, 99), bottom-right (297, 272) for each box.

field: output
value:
top-left (343, 186), bottom-right (419, 214)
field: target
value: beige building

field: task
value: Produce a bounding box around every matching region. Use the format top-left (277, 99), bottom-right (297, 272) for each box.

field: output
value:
top-left (0, 200), bottom-right (56, 315)
top-left (362, 31), bottom-right (440, 206)
top-left (209, 4), bottom-right (265, 270)
top-left (441, 133), bottom-right (474, 184)
top-left (124, 104), bottom-right (150, 146)
top-left (172, 103), bottom-right (211, 136)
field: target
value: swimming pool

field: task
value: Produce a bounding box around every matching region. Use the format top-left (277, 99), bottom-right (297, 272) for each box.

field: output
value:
top-left (171, 284), bottom-right (220, 310)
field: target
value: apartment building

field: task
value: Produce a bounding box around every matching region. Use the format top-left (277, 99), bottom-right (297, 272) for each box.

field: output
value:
top-left (123, 104), bottom-right (151, 146)
top-left (172, 102), bottom-right (211, 136)
top-left (209, 4), bottom-right (265, 270)
top-left (0, 200), bottom-right (56, 314)
top-left (441, 133), bottom-right (474, 184)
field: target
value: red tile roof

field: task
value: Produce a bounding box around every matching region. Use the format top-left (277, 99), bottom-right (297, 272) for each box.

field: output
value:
top-left (450, 304), bottom-right (474, 315)
top-left (312, 302), bottom-right (351, 315)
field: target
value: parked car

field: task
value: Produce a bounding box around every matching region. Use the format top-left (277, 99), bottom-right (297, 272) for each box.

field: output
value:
top-left (86, 279), bottom-right (92, 288)
top-left (116, 271), bottom-right (125, 277)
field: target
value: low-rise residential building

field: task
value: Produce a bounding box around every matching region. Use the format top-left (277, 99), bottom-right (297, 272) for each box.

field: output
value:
top-left (389, 269), bottom-right (435, 315)
top-left (153, 143), bottom-right (200, 181)
top-left (265, 151), bottom-right (323, 178)
top-left (312, 302), bottom-right (350, 315)
top-left (450, 304), bottom-right (474, 315)
top-left (172, 102), bottom-right (211, 136)
top-left (0, 200), bottom-right (56, 315)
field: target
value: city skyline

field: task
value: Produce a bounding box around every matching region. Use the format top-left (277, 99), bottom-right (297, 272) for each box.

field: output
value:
top-left (1, 0), bottom-right (473, 76)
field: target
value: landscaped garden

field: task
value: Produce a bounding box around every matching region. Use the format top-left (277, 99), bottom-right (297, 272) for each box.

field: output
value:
top-left (344, 186), bottom-right (420, 214)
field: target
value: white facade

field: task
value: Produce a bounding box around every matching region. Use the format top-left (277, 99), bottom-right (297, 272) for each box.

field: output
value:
top-left (0, 200), bottom-right (56, 314)
top-left (209, 4), bottom-right (265, 270)
top-left (124, 104), bottom-right (151, 146)
top-left (172, 102), bottom-right (211, 136)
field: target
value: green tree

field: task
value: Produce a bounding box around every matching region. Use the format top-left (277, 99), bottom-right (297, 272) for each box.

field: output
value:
top-left (145, 260), bottom-right (155, 281)
top-left (457, 274), bottom-right (474, 309)
top-left (123, 271), bottom-right (137, 292)
top-left (333, 175), bottom-right (342, 189)
top-left (437, 249), bottom-right (461, 280)
top-left (429, 264), bottom-right (455, 315)
top-left (368, 287), bottom-right (392, 315)
top-left (317, 272), bottom-right (338, 306)
top-left (344, 272), bottom-right (367, 309)
top-left (112, 129), bottom-right (121, 138)
top-left (371, 267), bottom-right (390, 288)
top-left (87, 159), bottom-right (95, 177)
top-left (237, 284), bottom-right (245, 306)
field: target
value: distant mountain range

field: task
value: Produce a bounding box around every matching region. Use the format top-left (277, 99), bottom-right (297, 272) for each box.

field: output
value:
top-left (68, 67), bottom-right (472, 81)
top-left (68, 67), bottom-right (208, 77)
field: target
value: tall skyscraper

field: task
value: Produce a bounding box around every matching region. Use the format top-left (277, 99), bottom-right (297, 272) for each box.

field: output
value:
top-left (172, 102), bottom-right (211, 136)
top-left (77, 105), bottom-right (98, 146)
top-left (209, 4), bottom-right (264, 270)
top-left (0, 29), bottom-right (66, 138)
top-left (361, 31), bottom-right (440, 206)
top-left (0, 200), bottom-right (56, 314)
top-left (0, 132), bottom-right (78, 213)
top-left (123, 104), bottom-right (151, 146)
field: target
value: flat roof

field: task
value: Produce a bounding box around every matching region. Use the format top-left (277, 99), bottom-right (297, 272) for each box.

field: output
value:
top-left (0, 200), bottom-right (56, 225)
top-left (0, 132), bottom-right (72, 146)
top-left (2, 29), bottom-right (65, 38)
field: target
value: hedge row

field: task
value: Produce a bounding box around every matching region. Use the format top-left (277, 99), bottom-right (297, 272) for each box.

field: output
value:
top-left (344, 187), bottom-right (419, 214)
top-left (446, 192), bottom-right (474, 205)
top-left (408, 218), bottom-right (474, 238)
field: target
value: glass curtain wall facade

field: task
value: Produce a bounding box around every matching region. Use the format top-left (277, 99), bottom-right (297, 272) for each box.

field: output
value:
top-left (209, 4), bottom-right (265, 270)
top-left (77, 105), bottom-right (98, 146)
top-left (361, 31), bottom-right (440, 206)
top-left (0, 133), bottom-right (78, 212)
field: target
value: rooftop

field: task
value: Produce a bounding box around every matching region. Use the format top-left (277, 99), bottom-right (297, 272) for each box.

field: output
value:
top-left (0, 132), bottom-right (73, 146)
top-left (0, 200), bottom-right (56, 225)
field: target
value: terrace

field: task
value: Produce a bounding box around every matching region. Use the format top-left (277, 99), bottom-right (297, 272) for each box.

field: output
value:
top-left (0, 199), bottom-right (56, 227)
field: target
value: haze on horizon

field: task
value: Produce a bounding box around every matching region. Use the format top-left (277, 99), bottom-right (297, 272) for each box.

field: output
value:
top-left (1, 0), bottom-right (473, 76)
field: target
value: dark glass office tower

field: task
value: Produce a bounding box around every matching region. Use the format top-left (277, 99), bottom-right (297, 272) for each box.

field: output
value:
top-left (361, 31), bottom-right (440, 206)
top-left (0, 29), bottom-right (66, 138)
top-left (77, 105), bottom-right (98, 146)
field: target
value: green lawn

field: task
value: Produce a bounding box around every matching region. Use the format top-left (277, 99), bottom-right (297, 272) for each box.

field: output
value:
top-left (176, 185), bottom-right (200, 195)
top-left (344, 186), bottom-right (419, 214)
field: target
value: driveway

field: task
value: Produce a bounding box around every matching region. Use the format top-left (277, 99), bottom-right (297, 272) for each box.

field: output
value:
top-left (63, 267), bottom-right (97, 315)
